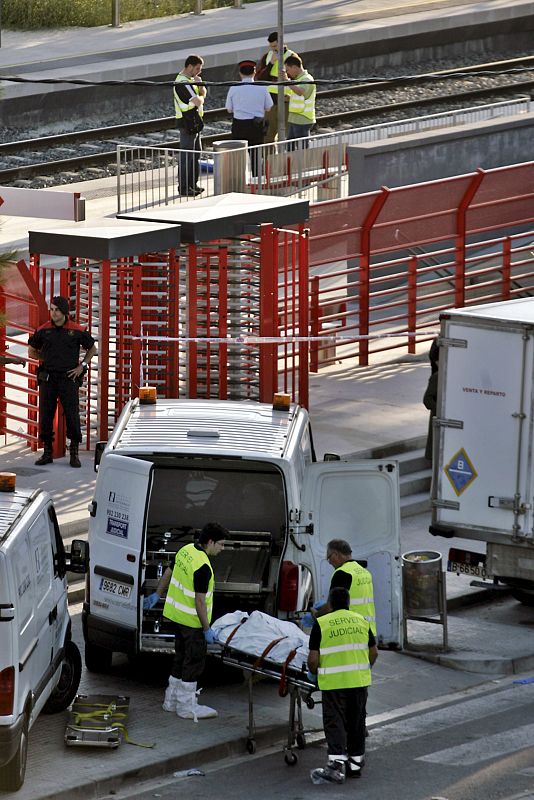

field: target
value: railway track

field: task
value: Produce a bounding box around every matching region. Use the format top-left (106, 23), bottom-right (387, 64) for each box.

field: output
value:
top-left (1, 55), bottom-right (533, 185)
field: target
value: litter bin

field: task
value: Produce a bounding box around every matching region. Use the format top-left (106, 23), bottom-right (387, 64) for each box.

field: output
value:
top-left (402, 550), bottom-right (442, 617)
top-left (402, 549), bottom-right (447, 650)
top-left (213, 140), bottom-right (248, 194)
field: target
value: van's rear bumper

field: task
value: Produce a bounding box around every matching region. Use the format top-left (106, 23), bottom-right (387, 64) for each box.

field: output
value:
top-left (0, 713), bottom-right (24, 767)
top-left (82, 604), bottom-right (137, 655)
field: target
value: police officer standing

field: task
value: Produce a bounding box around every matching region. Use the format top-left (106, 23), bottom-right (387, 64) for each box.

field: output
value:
top-left (225, 59), bottom-right (273, 177)
top-left (173, 54), bottom-right (207, 196)
top-left (28, 296), bottom-right (97, 468)
top-left (313, 539), bottom-right (376, 635)
top-left (256, 31), bottom-right (297, 144)
top-left (144, 523), bottom-right (228, 721)
top-left (308, 586), bottom-right (377, 784)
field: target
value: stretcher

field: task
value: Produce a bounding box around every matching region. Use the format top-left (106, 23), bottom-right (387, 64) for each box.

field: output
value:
top-left (64, 694), bottom-right (130, 748)
top-left (212, 611), bottom-right (320, 764)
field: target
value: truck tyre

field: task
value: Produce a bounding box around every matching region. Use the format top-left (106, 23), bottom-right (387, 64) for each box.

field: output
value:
top-left (511, 588), bottom-right (534, 607)
top-left (0, 713), bottom-right (28, 791)
top-left (42, 640), bottom-right (82, 714)
top-left (85, 641), bottom-right (113, 672)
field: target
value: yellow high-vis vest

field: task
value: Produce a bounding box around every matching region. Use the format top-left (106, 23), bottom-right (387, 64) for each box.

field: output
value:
top-left (173, 74), bottom-right (204, 120)
top-left (265, 48), bottom-right (295, 96)
top-left (163, 543), bottom-right (213, 628)
top-left (288, 71), bottom-right (316, 122)
top-left (317, 609), bottom-right (372, 690)
top-left (334, 561), bottom-right (376, 635)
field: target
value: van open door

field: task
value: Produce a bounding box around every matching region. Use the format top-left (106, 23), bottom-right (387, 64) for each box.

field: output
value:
top-left (301, 460), bottom-right (401, 647)
top-left (88, 454), bottom-right (154, 634)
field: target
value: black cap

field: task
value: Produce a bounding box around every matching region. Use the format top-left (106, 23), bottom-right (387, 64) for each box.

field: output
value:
top-left (51, 296), bottom-right (70, 317)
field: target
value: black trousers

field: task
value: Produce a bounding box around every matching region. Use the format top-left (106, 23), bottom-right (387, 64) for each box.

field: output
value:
top-left (39, 373), bottom-right (82, 445)
top-left (231, 118), bottom-right (264, 177)
top-left (322, 686), bottom-right (368, 758)
top-left (171, 624), bottom-right (207, 682)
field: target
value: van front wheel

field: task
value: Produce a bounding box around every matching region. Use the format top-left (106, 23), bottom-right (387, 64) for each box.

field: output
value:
top-left (43, 640), bottom-right (82, 714)
top-left (85, 641), bottom-right (113, 672)
top-left (0, 713), bottom-right (28, 791)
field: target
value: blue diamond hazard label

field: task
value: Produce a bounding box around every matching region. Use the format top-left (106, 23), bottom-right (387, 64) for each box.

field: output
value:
top-left (444, 448), bottom-right (477, 496)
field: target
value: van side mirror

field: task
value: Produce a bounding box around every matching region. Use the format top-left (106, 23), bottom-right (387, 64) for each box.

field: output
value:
top-left (323, 453), bottom-right (341, 461)
top-left (94, 441), bottom-right (106, 472)
top-left (67, 539), bottom-right (89, 573)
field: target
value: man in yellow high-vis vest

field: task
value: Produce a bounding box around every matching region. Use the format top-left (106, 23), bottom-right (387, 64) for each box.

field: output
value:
top-left (256, 31), bottom-right (297, 144)
top-left (308, 586), bottom-right (377, 784)
top-left (312, 539), bottom-right (377, 636)
top-left (285, 54), bottom-right (316, 149)
top-left (173, 53), bottom-right (207, 196)
top-left (146, 522), bottom-right (227, 721)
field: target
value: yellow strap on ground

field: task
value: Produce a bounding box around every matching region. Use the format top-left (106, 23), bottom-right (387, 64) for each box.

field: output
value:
top-left (71, 702), bottom-right (155, 748)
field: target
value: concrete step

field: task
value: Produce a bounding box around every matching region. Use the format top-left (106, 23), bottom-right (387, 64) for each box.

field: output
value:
top-left (395, 447), bottom-right (431, 476)
top-left (347, 434), bottom-right (427, 462)
top-left (401, 490), bottom-right (432, 518)
top-left (400, 467), bottom-right (431, 497)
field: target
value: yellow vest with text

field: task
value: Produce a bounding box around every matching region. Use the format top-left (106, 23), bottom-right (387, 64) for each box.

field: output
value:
top-left (265, 48), bottom-right (295, 96)
top-left (163, 543), bottom-right (213, 628)
top-left (173, 74), bottom-right (205, 120)
top-left (334, 561), bottom-right (376, 635)
top-left (317, 609), bottom-right (372, 690)
top-left (288, 71), bottom-right (316, 122)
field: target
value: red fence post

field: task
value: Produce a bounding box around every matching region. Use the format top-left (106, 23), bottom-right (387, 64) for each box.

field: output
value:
top-left (502, 237), bottom-right (511, 301)
top-left (310, 276), bottom-right (320, 374)
top-left (98, 260), bottom-right (111, 441)
top-left (187, 244), bottom-right (198, 399)
top-left (360, 188), bottom-right (390, 366)
top-left (455, 169), bottom-right (485, 308)
top-left (298, 225), bottom-right (310, 409)
top-left (130, 262), bottom-right (142, 401)
top-left (407, 255), bottom-right (417, 354)
top-left (168, 248), bottom-right (181, 398)
top-left (218, 245), bottom-right (228, 400)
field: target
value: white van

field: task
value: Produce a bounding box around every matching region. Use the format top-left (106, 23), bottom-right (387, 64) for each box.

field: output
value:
top-left (0, 486), bottom-right (85, 791)
top-left (82, 398), bottom-right (402, 671)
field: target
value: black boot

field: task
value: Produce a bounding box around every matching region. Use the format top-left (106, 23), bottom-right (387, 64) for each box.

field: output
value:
top-left (35, 444), bottom-right (53, 466)
top-left (69, 442), bottom-right (81, 468)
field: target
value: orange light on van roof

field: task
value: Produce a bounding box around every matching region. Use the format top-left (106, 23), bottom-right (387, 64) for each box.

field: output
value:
top-left (0, 473), bottom-right (16, 492)
top-left (139, 386), bottom-right (157, 405)
top-left (273, 393), bottom-right (290, 411)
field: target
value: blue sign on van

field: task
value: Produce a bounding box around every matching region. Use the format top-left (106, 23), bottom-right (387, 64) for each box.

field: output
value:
top-left (106, 517), bottom-right (129, 539)
top-left (444, 448), bottom-right (477, 496)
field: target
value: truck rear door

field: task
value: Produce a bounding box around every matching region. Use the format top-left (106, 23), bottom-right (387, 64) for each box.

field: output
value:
top-left (89, 454), bottom-right (153, 632)
top-left (434, 320), bottom-right (532, 540)
top-left (301, 460), bottom-right (401, 647)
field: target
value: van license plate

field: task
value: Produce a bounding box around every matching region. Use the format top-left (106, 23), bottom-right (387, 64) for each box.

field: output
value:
top-left (447, 561), bottom-right (487, 579)
top-left (99, 578), bottom-right (131, 599)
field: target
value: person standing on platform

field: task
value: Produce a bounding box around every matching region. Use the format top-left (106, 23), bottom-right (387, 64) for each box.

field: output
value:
top-left (308, 586), bottom-right (377, 784)
top-left (256, 31), bottom-right (297, 144)
top-left (173, 54), bottom-right (206, 196)
top-left (144, 522), bottom-right (228, 721)
top-left (225, 59), bottom-right (273, 177)
top-left (285, 54), bottom-right (316, 149)
top-left (28, 296), bottom-right (97, 468)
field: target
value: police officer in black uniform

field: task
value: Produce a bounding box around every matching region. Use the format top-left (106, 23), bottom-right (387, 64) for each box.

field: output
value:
top-left (28, 296), bottom-right (97, 468)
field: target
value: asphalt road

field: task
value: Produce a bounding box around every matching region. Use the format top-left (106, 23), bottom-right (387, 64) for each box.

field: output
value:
top-left (100, 678), bottom-right (534, 800)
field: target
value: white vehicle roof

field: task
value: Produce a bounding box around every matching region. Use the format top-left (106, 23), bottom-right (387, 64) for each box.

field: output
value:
top-left (110, 399), bottom-right (304, 459)
top-left (0, 489), bottom-right (34, 544)
top-left (446, 297), bottom-right (534, 324)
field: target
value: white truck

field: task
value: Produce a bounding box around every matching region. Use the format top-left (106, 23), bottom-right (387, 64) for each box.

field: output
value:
top-left (430, 297), bottom-right (534, 604)
top-left (0, 484), bottom-right (86, 791)
top-left (82, 397), bottom-right (402, 671)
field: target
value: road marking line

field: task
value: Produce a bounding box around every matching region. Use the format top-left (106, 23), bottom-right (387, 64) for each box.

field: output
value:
top-left (417, 722), bottom-right (534, 765)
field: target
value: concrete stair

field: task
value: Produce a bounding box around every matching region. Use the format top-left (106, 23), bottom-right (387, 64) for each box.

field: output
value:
top-left (346, 435), bottom-right (431, 518)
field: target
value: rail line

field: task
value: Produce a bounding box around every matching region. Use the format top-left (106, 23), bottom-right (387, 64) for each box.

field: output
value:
top-left (1, 55), bottom-right (533, 184)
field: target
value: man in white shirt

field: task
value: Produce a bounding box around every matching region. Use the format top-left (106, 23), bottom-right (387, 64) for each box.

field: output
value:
top-left (225, 60), bottom-right (273, 177)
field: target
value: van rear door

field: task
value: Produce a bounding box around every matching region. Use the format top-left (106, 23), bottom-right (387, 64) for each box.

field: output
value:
top-left (89, 454), bottom-right (153, 632)
top-left (300, 460), bottom-right (401, 647)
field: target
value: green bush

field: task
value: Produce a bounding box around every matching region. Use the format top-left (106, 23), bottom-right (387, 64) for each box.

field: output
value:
top-left (4, 0), bottom-right (256, 29)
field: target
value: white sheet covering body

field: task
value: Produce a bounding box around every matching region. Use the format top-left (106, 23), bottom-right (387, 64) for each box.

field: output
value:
top-left (212, 610), bottom-right (309, 672)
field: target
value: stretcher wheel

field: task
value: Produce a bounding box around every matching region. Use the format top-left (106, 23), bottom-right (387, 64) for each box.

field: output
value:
top-left (284, 751), bottom-right (298, 766)
top-left (296, 733), bottom-right (306, 749)
top-left (246, 738), bottom-right (256, 754)
top-left (305, 696), bottom-right (315, 709)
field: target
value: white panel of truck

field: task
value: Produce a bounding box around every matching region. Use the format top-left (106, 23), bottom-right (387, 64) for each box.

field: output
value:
top-left (435, 316), bottom-right (533, 540)
top-left (301, 460), bottom-right (401, 646)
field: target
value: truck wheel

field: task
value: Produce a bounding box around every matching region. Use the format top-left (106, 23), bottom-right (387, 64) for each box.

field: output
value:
top-left (511, 588), bottom-right (534, 607)
top-left (0, 713), bottom-right (28, 791)
top-left (42, 641), bottom-right (82, 714)
top-left (85, 641), bottom-right (113, 672)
